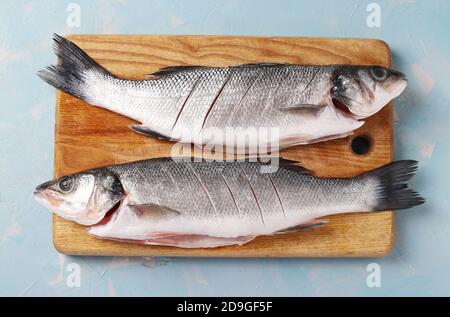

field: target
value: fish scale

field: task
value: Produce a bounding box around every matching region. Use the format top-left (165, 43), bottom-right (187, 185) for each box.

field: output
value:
top-left (203, 67), bottom-right (261, 129)
top-left (230, 67), bottom-right (285, 128)
top-left (171, 68), bottom-right (229, 134)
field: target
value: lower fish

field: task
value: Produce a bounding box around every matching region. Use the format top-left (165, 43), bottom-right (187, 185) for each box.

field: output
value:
top-left (38, 35), bottom-right (407, 152)
top-left (34, 158), bottom-right (424, 248)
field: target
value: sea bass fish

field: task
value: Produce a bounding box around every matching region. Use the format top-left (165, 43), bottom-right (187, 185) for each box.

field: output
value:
top-left (38, 35), bottom-right (407, 152)
top-left (34, 158), bottom-right (424, 248)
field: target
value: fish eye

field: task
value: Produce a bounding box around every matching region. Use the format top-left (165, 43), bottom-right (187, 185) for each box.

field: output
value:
top-left (58, 177), bottom-right (73, 192)
top-left (370, 66), bottom-right (388, 81)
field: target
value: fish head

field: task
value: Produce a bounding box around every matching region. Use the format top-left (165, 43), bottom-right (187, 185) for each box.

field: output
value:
top-left (330, 66), bottom-right (407, 119)
top-left (34, 171), bottom-right (124, 225)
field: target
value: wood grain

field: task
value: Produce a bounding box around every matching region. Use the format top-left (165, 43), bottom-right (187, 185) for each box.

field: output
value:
top-left (53, 35), bottom-right (393, 257)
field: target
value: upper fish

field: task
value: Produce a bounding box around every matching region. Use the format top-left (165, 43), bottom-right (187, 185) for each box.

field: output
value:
top-left (38, 34), bottom-right (407, 152)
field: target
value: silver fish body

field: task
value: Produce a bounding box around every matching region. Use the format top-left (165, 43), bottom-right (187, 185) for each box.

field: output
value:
top-left (34, 158), bottom-right (424, 248)
top-left (38, 35), bottom-right (407, 152)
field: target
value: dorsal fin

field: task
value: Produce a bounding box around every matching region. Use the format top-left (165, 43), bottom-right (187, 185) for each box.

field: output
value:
top-left (146, 63), bottom-right (290, 78)
top-left (146, 65), bottom-right (206, 78)
top-left (277, 157), bottom-right (312, 174)
top-left (244, 157), bottom-right (312, 175)
top-left (236, 62), bottom-right (288, 68)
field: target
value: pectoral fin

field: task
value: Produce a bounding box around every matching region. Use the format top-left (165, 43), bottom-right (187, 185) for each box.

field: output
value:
top-left (128, 203), bottom-right (181, 219)
top-left (280, 103), bottom-right (326, 111)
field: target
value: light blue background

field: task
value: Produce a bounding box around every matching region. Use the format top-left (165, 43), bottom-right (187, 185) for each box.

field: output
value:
top-left (0, 0), bottom-right (448, 296)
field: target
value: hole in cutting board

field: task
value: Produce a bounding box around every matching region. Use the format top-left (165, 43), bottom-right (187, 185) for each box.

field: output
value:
top-left (351, 135), bottom-right (372, 155)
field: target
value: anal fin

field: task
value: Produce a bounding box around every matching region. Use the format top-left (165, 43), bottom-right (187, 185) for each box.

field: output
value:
top-left (298, 131), bottom-right (354, 145)
top-left (103, 234), bottom-right (257, 248)
top-left (143, 234), bottom-right (256, 248)
top-left (275, 219), bottom-right (328, 234)
top-left (129, 125), bottom-right (178, 141)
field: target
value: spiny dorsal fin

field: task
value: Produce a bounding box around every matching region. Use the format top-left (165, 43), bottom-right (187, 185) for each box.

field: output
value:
top-left (226, 156), bottom-right (310, 174)
top-left (188, 156), bottom-right (312, 175)
top-left (243, 157), bottom-right (312, 175)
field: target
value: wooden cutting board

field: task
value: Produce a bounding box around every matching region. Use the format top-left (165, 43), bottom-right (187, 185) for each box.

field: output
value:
top-left (53, 35), bottom-right (393, 257)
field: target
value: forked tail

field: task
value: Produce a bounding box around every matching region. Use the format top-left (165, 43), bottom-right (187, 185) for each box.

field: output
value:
top-left (359, 160), bottom-right (425, 211)
top-left (37, 34), bottom-right (112, 104)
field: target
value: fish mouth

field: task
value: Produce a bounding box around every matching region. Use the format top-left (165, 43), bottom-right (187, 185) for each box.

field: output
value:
top-left (33, 190), bottom-right (45, 202)
top-left (34, 186), bottom-right (59, 201)
top-left (393, 78), bottom-right (408, 96)
top-left (33, 190), bottom-right (62, 210)
top-left (35, 180), bottom-right (54, 192)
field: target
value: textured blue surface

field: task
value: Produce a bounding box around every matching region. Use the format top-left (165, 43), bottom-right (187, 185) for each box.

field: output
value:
top-left (0, 0), bottom-right (449, 296)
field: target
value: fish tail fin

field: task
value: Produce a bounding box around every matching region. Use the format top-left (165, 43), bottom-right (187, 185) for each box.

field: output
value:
top-left (359, 160), bottom-right (425, 211)
top-left (37, 34), bottom-right (112, 104)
